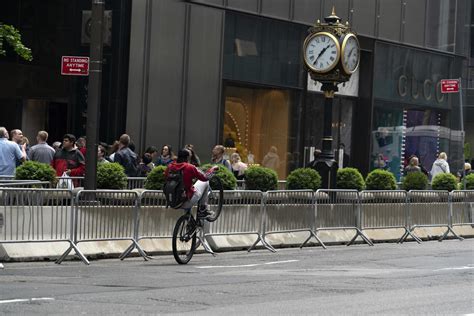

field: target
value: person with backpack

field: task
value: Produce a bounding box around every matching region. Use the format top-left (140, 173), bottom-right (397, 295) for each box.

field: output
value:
top-left (164, 149), bottom-right (218, 217)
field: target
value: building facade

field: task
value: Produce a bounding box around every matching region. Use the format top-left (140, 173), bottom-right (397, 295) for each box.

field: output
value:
top-left (1, 0), bottom-right (472, 180)
top-left (127, 0), bottom-right (471, 179)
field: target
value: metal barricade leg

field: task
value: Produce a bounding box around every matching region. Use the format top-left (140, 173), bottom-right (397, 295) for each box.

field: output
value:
top-left (196, 228), bottom-right (216, 256)
top-left (300, 230), bottom-right (327, 249)
top-left (56, 242), bottom-right (90, 265)
top-left (248, 234), bottom-right (276, 253)
top-left (347, 228), bottom-right (374, 246)
top-left (119, 240), bottom-right (151, 261)
top-left (438, 226), bottom-right (464, 242)
top-left (398, 227), bottom-right (422, 244)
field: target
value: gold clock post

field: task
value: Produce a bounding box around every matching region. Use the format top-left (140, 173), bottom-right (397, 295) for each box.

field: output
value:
top-left (303, 8), bottom-right (360, 188)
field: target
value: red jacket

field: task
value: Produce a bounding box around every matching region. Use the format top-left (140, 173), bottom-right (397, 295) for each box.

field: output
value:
top-left (51, 148), bottom-right (85, 177)
top-left (165, 162), bottom-right (211, 199)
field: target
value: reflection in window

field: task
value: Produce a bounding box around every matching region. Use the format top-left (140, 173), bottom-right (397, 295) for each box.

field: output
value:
top-left (224, 86), bottom-right (298, 179)
top-left (425, 0), bottom-right (456, 52)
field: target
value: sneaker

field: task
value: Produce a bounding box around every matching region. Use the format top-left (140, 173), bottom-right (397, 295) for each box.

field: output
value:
top-left (197, 205), bottom-right (213, 218)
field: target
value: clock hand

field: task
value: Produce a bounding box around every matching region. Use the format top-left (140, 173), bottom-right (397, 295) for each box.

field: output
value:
top-left (313, 44), bottom-right (331, 65)
top-left (347, 47), bottom-right (355, 59)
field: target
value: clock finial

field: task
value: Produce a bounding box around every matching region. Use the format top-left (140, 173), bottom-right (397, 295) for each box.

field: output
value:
top-left (331, 6), bottom-right (336, 16)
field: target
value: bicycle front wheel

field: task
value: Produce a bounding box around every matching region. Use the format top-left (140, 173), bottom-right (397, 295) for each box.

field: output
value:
top-left (172, 214), bottom-right (197, 264)
top-left (206, 176), bottom-right (223, 222)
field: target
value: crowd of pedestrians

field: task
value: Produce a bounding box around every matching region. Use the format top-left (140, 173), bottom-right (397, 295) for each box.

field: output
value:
top-left (0, 127), bottom-right (250, 181)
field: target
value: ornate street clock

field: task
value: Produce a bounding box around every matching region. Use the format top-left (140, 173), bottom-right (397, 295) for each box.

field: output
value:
top-left (302, 8), bottom-right (360, 189)
top-left (303, 8), bottom-right (360, 84)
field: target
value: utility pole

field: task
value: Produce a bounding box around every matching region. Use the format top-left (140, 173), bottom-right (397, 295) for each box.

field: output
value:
top-left (84, 0), bottom-right (104, 190)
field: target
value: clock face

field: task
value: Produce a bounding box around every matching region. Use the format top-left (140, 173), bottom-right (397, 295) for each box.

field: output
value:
top-left (304, 32), bottom-right (340, 73)
top-left (341, 34), bottom-right (360, 74)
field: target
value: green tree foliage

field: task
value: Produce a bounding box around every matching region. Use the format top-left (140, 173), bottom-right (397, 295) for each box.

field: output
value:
top-left (14, 161), bottom-right (56, 185)
top-left (244, 166), bottom-right (278, 192)
top-left (286, 168), bottom-right (321, 191)
top-left (465, 174), bottom-right (474, 190)
top-left (365, 169), bottom-right (397, 190)
top-left (97, 163), bottom-right (127, 189)
top-left (336, 167), bottom-right (365, 191)
top-left (401, 172), bottom-right (428, 191)
top-left (431, 173), bottom-right (458, 192)
top-left (0, 23), bottom-right (33, 61)
top-left (201, 164), bottom-right (237, 190)
top-left (144, 165), bottom-right (167, 190)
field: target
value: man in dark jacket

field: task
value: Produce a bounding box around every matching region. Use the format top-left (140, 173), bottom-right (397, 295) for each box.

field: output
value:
top-left (114, 134), bottom-right (139, 177)
top-left (51, 134), bottom-right (85, 177)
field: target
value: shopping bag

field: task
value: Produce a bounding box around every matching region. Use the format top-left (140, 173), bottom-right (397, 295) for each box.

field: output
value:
top-left (57, 172), bottom-right (74, 190)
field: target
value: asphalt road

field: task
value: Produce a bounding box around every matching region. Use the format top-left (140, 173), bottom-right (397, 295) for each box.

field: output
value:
top-left (0, 239), bottom-right (473, 315)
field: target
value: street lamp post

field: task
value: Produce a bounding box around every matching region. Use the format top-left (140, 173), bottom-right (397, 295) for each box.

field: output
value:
top-left (84, 0), bottom-right (105, 190)
top-left (302, 8), bottom-right (360, 188)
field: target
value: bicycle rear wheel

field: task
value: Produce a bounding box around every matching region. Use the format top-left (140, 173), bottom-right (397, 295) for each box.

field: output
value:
top-left (172, 214), bottom-right (197, 264)
top-left (206, 176), bottom-right (223, 222)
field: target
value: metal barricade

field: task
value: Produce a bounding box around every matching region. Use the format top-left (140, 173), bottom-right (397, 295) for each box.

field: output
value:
top-left (0, 188), bottom-right (88, 265)
top-left (359, 190), bottom-right (420, 243)
top-left (0, 180), bottom-right (51, 188)
top-left (127, 177), bottom-right (146, 189)
top-left (263, 190), bottom-right (325, 250)
top-left (315, 189), bottom-right (373, 246)
top-left (206, 191), bottom-right (272, 252)
top-left (450, 190), bottom-right (474, 226)
top-left (73, 190), bottom-right (148, 261)
top-left (135, 190), bottom-right (181, 247)
top-left (277, 180), bottom-right (287, 190)
top-left (404, 190), bottom-right (463, 242)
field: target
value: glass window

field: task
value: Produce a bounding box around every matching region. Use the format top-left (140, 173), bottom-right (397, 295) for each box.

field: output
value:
top-left (425, 0), bottom-right (456, 52)
top-left (223, 12), bottom-right (306, 88)
top-left (224, 85), bottom-right (300, 179)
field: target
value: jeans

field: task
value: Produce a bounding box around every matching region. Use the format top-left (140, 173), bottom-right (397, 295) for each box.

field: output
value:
top-left (181, 180), bottom-right (209, 210)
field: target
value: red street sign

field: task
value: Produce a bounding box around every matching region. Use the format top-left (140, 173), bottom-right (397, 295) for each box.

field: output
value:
top-left (440, 79), bottom-right (459, 93)
top-left (61, 56), bottom-right (89, 76)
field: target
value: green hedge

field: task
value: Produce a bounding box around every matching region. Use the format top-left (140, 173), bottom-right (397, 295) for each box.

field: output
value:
top-left (286, 168), bottom-right (321, 191)
top-left (401, 172), bottom-right (428, 191)
top-left (244, 166), bottom-right (278, 192)
top-left (144, 165), bottom-right (167, 190)
top-left (14, 161), bottom-right (57, 185)
top-left (431, 173), bottom-right (458, 191)
top-left (97, 163), bottom-right (127, 189)
top-left (336, 168), bottom-right (365, 191)
top-left (465, 174), bottom-right (474, 190)
top-left (365, 169), bottom-right (397, 190)
top-left (201, 163), bottom-right (237, 190)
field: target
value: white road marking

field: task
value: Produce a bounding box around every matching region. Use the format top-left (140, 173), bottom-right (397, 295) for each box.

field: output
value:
top-left (433, 266), bottom-right (474, 272)
top-left (196, 260), bottom-right (299, 269)
top-left (0, 297), bottom-right (54, 305)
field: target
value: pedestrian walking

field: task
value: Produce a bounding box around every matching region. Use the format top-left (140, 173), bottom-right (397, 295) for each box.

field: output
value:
top-left (0, 127), bottom-right (26, 175)
top-left (28, 130), bottom-right (55, 164)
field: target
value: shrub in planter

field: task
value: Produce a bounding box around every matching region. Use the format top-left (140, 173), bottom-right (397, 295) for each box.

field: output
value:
top-left (244, 166), bottom-right (277, 192)
top-left (144, 165), bottom-right (167, 190)
top-left (336, 168), bottom-right (365, 191)
top-left (14, 161), bottom-right (57, 186)
top-left (431, 173), bottom-right (458, 191)
top-left (465, 174), bottom-right (474, 190)
top-left (201, 164), bottom-right (237, 190)
top-left (286, 168), bottom-right (321, 191)
top-left (365, 169), bottom-right (397, 190)
top-left (97, 163), bottom-right (127, 189)
top-left (401, 172), bottom-right (428, 191)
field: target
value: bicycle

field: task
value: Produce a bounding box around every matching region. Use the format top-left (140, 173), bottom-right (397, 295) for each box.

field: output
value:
top-left (172, 176), bottom-right (224, 264)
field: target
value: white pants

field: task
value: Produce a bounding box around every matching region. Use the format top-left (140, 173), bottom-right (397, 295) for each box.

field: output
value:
top-left (181, 180), bottom-right (209, 209)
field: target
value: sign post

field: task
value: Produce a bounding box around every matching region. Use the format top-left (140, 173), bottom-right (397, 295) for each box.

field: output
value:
top-left (440, 78), bottom-right (465, 189)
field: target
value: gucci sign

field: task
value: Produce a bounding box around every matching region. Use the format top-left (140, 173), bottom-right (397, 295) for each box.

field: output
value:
top-left (397, 75), bottom-right (445, 104)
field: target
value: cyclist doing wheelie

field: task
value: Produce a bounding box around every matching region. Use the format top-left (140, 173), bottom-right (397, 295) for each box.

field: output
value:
top-left (165, 149), bottom-right (218, 217)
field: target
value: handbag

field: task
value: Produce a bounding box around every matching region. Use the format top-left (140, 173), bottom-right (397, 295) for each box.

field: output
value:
top-left (57, 171), bottom-right (74, 190)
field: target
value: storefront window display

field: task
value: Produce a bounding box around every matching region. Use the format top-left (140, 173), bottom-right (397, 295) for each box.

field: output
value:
top-left (223, 85), bottom-right (300, 179)
top-left (372, 42), bottom-right (462, 181)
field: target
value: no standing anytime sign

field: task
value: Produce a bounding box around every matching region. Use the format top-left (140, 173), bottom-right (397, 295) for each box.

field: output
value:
top-left (61, 56), bottom-right (89, 76)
